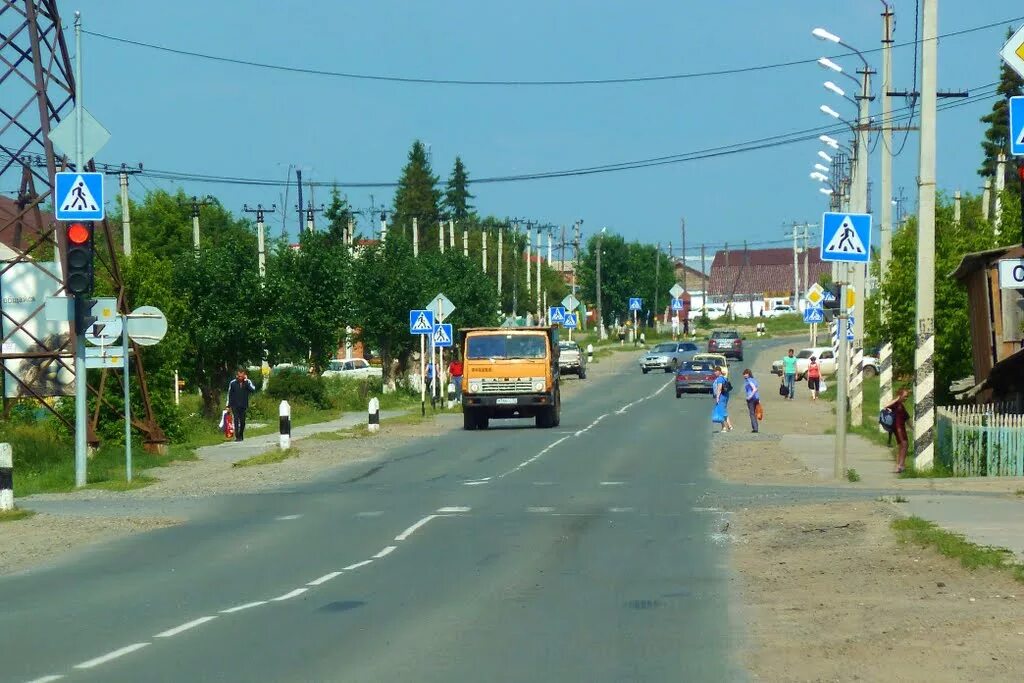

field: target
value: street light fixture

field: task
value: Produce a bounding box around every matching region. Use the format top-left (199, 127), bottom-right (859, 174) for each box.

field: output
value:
top-left (812, 27), bottom-right (841, 43)
top-left (818, 57), bottom-right (842, 73)
top-left (818, 150), bottom-right (832, 162)
top-left (824, 81), bottom-right (846, 98)
top-left (814, 163), bottom-right (829, 173)
top-left (820, 104), bottom-right (841, 119)
top-left (819, 134), bottom-right (839, 148)
top-left (819, 187), bottom-right (834, 196)
top-left (810, 172), bottom-right (829, 182)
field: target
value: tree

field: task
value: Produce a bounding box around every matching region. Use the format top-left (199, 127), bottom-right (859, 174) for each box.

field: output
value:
top-left (392, 140), bottom-right (442, 250)
top-left (443, 156), bottom-right (474, 222)
top-left (323, 185), bottom-right (354, 247)
top-left (126, 188), bottom-right (255, 261)
top-left (979, 28), bottom-right (1024, 191)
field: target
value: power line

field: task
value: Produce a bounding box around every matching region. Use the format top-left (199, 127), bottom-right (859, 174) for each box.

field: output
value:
top-left (81, 14), bottom-right (1022, 87)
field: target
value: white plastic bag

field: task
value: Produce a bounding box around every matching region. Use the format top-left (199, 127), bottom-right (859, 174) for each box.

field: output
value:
top-left (818, 378), bottom-right (827, 393)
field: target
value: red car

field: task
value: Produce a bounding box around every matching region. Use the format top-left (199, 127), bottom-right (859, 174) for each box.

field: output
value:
top-left (707, 329), bottom-right (743, 361)
top-left (675, 360), bottom-right (717, 396)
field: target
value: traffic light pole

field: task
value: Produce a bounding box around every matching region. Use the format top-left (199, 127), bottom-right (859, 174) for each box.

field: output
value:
top-left (835, 273), bottom-right (849, 481)
top-left (73, 13), bottom-right (88, 488)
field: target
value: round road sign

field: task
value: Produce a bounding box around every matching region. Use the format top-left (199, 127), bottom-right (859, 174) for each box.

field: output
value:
top-left (126, 305), bottom-right (167, 346)
top-left (84, 316), bottom-right (123, 347)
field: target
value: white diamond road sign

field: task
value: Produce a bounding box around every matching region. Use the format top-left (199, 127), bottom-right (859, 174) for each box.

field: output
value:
top-left (432, 323), bottom-right (453, 347)
top-left (563, 312), bottom-right (578, 329)
top-left (1000, 24), bottom-right (1024, 80)
top-left (427, 293), bottom-right (455, 322)
top-left (561, 294), bottom-right (579, 311)
top-left (548, 306), bottom-right (566, 324)
top-left (803, 306), bottom-right (824, 324)
top-left (409, 309), bottom-right (434, 334)
top-left (55, 171), bottom-right (104, 221)
top-left (669, 283), bottom-right (685, 299)
top-left (820, 212), bottom-right (871, 263)
top-left (628, 297), bottom-right (642, 311)
top-left (1010, 96), bottom-right (1024, 157)
top-left (671, 298), bottom-right (683, 311)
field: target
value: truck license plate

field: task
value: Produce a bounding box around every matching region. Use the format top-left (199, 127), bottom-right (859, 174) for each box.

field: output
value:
top-left (496, 398), bottom-right (518, 405)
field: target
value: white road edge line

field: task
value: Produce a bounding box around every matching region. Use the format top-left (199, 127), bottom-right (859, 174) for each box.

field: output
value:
top-left (374, 545), bottom-right (397, 558)
top-left (272, 588), bottom-right (308, 601)
top-left (25, 675), bottom-right (65, 683)
top-left (527, 506), bottom-right (555, 513)
top-left (308, 571), bottom-right (343, 586)
top-left (154, 615), bottom-right (217, 639)
top-left (73, 642), bottom-right (150, 669)
top-left (275, 514), bottom-right (302, 520)
top-left (343, 560), bottom-right (373, 571)
top-left (436, 506), bottom-right (471, 513)
top-left (395, 515), bottom-right (438, 541)
top-left (220, 600), bottom-right (266, 614)
top-left (600, 481), bottom-right (624, 486)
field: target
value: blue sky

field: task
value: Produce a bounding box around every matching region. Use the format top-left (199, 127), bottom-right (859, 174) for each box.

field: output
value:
top-left (71, 1), bottom-right (1021, 254)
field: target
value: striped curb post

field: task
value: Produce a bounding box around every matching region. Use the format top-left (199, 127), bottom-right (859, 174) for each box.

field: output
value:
top-left (914, 330), bottom-right (936, 468)
top-left (0, 443), bottom-right (13, 512)
top-left (279, 400), bottom-right (291, 450)
top-left (878, 341), bottom-right (893, 429)
top-left (849, 347), bottom-right (864, 427)
top-left (368, 398), bottom-right (380, 433)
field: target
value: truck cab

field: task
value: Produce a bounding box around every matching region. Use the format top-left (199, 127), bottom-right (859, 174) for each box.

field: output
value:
top-left (460, 326), bottom-right (561, 429)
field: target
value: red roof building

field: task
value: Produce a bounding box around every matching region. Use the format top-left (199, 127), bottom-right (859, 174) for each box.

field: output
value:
top-left (707, 247), bottom-right (830, 299)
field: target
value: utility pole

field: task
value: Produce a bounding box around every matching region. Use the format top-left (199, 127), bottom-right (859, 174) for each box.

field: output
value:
top-left (700, 244), bottom-right (707, 318)
top-left (72, 11), bottom-right (87, 487)
top-left (655, 242), bottom-right (661, 324)
top-left (243, 203), bottom-right (277, 279)
top-left (744, 241), bottom-right (754, 317)
top-left (464, 222), bottom-right (470, 258)
top-left (184, 195), bottom-right (216, 253)
top-left (790, 223), bottom-right (799, 307)
top-left (852, 59), bottom-right (873, 349)
top-left (295, 168), bottom-right (306, 236)
top-left (412, 217), bottom-right (419, 258)
top-left (116, 164), bottom-right (142, 255)
top-left (982, 179), bottom-right (992, 221)
top-left (680, 217), bottom-right (687, 291)
top-left (449, 219), bottom-right (456, 251)
top-left (953, 190), bottom-right (962, 225)
top-left (536, 225), bottom-right (542, 319)
top-left (300, 200), bottom-right (323, 233)
top-left (547, 227), bottom-right (553, 263)
top-left (914, 0), bottom-right (938, 469)
top-left (995, 153), bottom-right (1007, 235)
top-left (438, 220), bottom-right (445, 253)
top-left (879, 4), bottom-right (897, 414)
top-left (525, 221), bottom-right (532, 299)
top-left (835, 275), bottom-right (850, 480)
top-left (596, 229), bottom-right (605, 339)
top-left (498, 223), bottom-right (505, 307)
top-left (482, 228), bottom-right (487, 273)
top-left (379, 210), bottom-right (388, 245)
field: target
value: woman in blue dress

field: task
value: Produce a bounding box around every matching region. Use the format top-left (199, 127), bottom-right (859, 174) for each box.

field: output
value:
top-left (711, 366), bottom-right (733, 432)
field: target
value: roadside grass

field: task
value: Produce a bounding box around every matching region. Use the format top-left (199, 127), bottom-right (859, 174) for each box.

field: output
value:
top-left (232, 447), bottom-right (298, 468)
top-left (846, 468), bottom-right (861, 482)
top-left (1016, 489), bottom-right (1024, 497)
top-left (892, 516), bottom-right (1024, 582)
top-left (0, 508), bottom-right (35, 522)
top-left (899, 460), bottom-right (955, 479)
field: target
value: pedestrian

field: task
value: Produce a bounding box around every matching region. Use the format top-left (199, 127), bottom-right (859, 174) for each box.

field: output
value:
top-left (448, 353), bottom-right (464, 401)
top-left (425, 360), bottom-right (435, 407)
top-left (806, 355), bottom-right (821, 400)
top-left (711, 365), bottom-right (733, 433)
top-left (226, 368), bottom-right (256, 442)
top-left (885, 388), bottom-right (912, 473)
top-left (743, 368), bottom-right (760, 433)
top-left (782, 348), bottom-right (797, 400)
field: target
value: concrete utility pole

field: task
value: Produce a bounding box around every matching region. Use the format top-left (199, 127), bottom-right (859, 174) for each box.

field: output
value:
top-left (852, 61), bottom-right (872, 349)
top-left (595, 229), bottom-right (605, 339)
top-left (186, 195), bottom-right (216, 253)
top-left (449, 219), bottom-right (455, 251)
top-left (498, 223), bottom-right (504, 305)
top-left (982, 180), bottom-right (992, 221)
top-left (835, 275), bottom-right (850, 480)
top-left (879, 2), bottom-right (894, 292)
top-left (301, 200), bottom-right (323, 233)
top-left (791, 224), bottom-right (800, 306)
top-left (119, 168), bottom-right (131, 255)
top-left (547, 227), bottom-right (553, 263)
top-left (700, 244), bottom-right (707, 318)
top-left (72, 11), bottom-right (87, 487)
top-left (295, 169), bottom-right (304, 236)
top-left (995, 153), bottom-right (1007, 235)
top-left (379, 211), bottom-right (388, 245)
top-left (243, 204), bottom-right (277, 280)
top-left (536, 226), bottom-right (542, 318)
top-left (438, 220), bottom-right (445, 253)
top-left (525, 222), bottom-right (532, 297)
top-left (953, 191), bottom-right (962, 225)
top-left (914, 0), bottom-right (938, 469)
top-left (655, 242), bottom-right (661, 323)
top-left (412, 217), bottom-right (419, 258)
top-left (482, 229), bottom-right (487, 273)
top-left (464, 223), bottom-right (469, 258)
top-left (680, 217), bottom-right (687, 291)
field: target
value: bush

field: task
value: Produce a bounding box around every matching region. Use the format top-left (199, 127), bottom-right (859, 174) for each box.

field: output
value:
top-left (265, 367), bottom-right (328, 408)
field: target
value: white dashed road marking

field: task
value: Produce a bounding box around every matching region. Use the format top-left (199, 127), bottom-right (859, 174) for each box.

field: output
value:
top-left (373, 545), bottom-right (397, 558)
top-left (155, 616), bottom-right (217, 638)
top-left (436, 506), bottom-right (471, 513)
top-left (527, 506), bottom-right (555, 513)
top-left (271, 588), bottom-right (308, 602)
top-left (73, 643), bottom-right (150, 670)
top-left (356, 511), bottom-right (384, 517)
top-left (25, 675), bottom-right (64, 683)
top-left (220, 601), bottom-right (266, 614)
top-left (600, 481), bottom-right (624, 486)
top-left (343, 560), bottom-right (373, 571)
top-left (609, 507), bottom-right (635, 513)
top-left (395, 515), bottom-right (438, 541)
top-left (307, 571), bottom-right (343, 586)
top-left (275, 514), bottom-right (302, 521)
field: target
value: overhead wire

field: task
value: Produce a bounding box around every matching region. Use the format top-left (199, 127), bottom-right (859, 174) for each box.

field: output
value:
top-left (80, 14), bottom-right (1023, 87)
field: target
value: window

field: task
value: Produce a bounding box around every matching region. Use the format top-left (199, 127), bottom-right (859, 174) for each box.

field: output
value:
top-left (680, 343), bottom-right (699, 351)
top-left (467, 334), bottom-right (547, 360)
top-left (653, 343), bottom-right (677, 353)
top-left (820, 351), bottom-right (834, 360)
top-left (711, 331), bottom-right (739, 340)
top-left (352, 359), bottom-right (368, 369)
top-left (796, 350), bottom-right (815, 359)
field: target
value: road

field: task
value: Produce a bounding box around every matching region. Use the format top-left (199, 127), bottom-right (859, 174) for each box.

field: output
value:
top-left (4, 345), bottom-right (759, 683)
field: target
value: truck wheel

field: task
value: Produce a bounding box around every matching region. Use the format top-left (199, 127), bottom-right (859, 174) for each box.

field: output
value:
top-left (478, 415), bottom-right (489, 429)
top-left (463, 409), bottom-right (478, 430)
top-left (675, 390), bottom-right (682, 398)
top-left (578, 368), bottom-right (586, 380)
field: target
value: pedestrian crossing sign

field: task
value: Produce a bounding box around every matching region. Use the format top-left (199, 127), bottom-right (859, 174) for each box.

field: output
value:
top-left (820, 212), bottom-right (871, 264)
top-left (563, 312), bottom-right (578, 329)
top-left (432, 323), bottom-right (453, 347)
top-left (409, 309), bottom-right (434, 334)
top-left (628, 297), bottom-right (642, 311)
top-left (55, 171), bottom-right (104, 221)
top-left (548, 306), bottom-right (566, 324)
top-left (671, 298), bottom-right (684, 311)
top-left (1010, 96), bottom-right (1024, 156)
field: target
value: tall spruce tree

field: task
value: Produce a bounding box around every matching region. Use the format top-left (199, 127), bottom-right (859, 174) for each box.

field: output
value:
top-left (392, 141), bottom-right (442, 246)
top-left (443, 156), bottom-right (475, 221)
top-left (323, 185), bottom-right (354, 246)
top-left (979, 28), bottom-right (1024, 190)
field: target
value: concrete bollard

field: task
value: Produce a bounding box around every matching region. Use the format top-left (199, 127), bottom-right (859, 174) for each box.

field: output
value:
top-left (279, 400), bottom-right (291, 450)
top-left (586, 344), bottom-right (594, 363)
top-left (0, 443), bottom-right (12, 512)
top-left (368, 397), bottom-right (380, 433)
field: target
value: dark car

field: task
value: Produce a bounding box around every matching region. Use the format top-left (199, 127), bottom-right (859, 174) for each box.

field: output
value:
top-left (675, 360), bottom-right (717, 396)
top-left (708, 329), bottom-right (743, 361)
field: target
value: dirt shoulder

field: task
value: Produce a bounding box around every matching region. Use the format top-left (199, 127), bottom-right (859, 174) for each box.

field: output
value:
top-left (734, 501), bottom-right (1024, 682)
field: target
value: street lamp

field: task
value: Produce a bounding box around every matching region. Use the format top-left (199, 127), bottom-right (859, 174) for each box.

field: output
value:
top-left (820, 104), bottom-right (841, 119)
top-left (814, 163), bottom-right (829, 173)
top-left (818, 150), bottom-right (832, 163)
top-left (810, 171), bottom-right (829, 182)
top-left (819, 187), bottom-right (834, 196)
top-left (819, 134), bottom-right (840, 149)
top-left (596, 227), bottom-right (607, 340)
top-left (823, 81), bottom-right (845, 98)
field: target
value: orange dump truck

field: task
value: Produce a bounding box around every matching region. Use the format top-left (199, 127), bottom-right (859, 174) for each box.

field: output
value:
top-left (459, 326), bottom-right (561, 430)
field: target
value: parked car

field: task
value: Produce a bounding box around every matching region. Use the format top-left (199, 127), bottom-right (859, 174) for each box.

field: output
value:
top-left (708, 329), bottom-right (743, 361)
top-left (701, 303), bottom-right (729, 320)
top-left (322, 358), bottom-right (383, 380)
top-left (639, 341), bottom-right (699, 374)
top-left (770, 346), bottom-right (879, 379)
top-left (558, 340), bottom-right (587, 379)
top-left (675, 359), bottom-right (718, 396)
top-left (692, 352), bottom-right (729, 376)
top-left (765, 304), bottom-right (798, 317)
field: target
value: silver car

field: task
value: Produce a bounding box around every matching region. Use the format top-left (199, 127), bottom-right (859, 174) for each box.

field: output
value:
top-left (639, 341), bottom-right (699, 374)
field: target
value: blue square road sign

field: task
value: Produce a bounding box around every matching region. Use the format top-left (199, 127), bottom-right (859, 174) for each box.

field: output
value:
top-left (432, 323), bottom-right (453, 347)
top-left (1010, 96), bottom-right (1024, 156)
top-left (563, 312), bottom-right (578, 329)
top-left (820, 212), bottom-right (871, 264)
top-left (55, 171), bottom-right (104, 221)
top-left (409, 309), bottom-right (434, 334)
top-left (628, 297), bottom-right (642, 311)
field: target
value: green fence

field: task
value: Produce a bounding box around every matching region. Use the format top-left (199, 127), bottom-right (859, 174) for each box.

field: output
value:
top-left (936, 404), bottom-right (1024, 476)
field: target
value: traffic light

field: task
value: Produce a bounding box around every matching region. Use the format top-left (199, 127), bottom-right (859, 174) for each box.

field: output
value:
top-left (823, 283), bottom-right (841, 312)
top-left (73, 297), bottom-right (97, 337)
top-left (65, 221), bottom-right (94, 296)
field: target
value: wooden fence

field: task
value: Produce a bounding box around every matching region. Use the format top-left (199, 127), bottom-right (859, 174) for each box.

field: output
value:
top-left (936, 403), bottom-right (1024, 476)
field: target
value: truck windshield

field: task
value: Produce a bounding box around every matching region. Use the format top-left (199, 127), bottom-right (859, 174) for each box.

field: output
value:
top-left (467, 334), bottom-right (547, 360)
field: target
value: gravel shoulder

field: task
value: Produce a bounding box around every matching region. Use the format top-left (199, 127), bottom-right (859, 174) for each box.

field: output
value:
top-left (3, 346), bottom-right (637, 576)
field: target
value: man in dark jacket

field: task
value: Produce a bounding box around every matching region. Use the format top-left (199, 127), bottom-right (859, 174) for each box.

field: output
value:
top-left (226, 369), bottom-right (256, 442)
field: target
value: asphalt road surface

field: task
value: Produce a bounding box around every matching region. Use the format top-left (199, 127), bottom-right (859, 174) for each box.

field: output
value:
top-left (4, 344), bottom-right (767, 683)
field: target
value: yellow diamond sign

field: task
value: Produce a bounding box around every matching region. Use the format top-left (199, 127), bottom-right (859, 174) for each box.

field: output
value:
top-left (806, 283), bottom-right (824, 306)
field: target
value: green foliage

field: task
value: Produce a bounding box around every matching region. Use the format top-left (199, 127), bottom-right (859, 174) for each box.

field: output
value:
top-left (892, 516), bottom-right (1024, 581)
top-left (418, 250), bottom-right (500, 330)
top-left (323, 185), bottom-right (355, 247)
top-left (577, 232), bottom-right (676, 326)
top-left (443, 156), bottom-right (474, 221)
top-left (265, 368), bottom-right (328, 409)
top-left (979, 28), bottom-right (1024, 191)
top-left (392, 140), bottom-right (442, 245)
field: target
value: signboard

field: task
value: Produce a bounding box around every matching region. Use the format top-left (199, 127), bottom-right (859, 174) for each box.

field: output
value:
top-left (432, 323), bottom-right (453, 348)
top-left (561, 294), bottom-right (579, 311)
top-left (47, 105), bottom-right (111, 164)
top-left (54, 172), bottom-right (104, 221)
top-left (628, 297), bottom-right (642, 311)
top-left (84, 317), bottom-right (123, 347)
top-left (803, 306), bottom-right (825, 324)
top-left (1000, 24), bottom-right (1024, 80)
top-left (126, 306), bottom-right (167, 346)
top-left (428, 292), bottom-right (455, 323)
top-left (806, 282), bottom-right (825, 307)
top-left (998, 259), bottom-right (1024, 289)
top-left (409, 309), bottom-right (434, 334)
top-left (669, 283), bottom-right (685, 299)
top-left (1010, 96), bottom-right (1024, 156)
top-left (0, 262), bottom-right (73, 398)
top-left (670, 298), bottom-right (684, 311)
top-left (563, 312), bottom-right (578, 329)
top-left (85, 345), bottom-right (127, 370)
top-left (820, 212), bottom-right (871, 263)
top-left (548, 306), bottom-right (566, 324)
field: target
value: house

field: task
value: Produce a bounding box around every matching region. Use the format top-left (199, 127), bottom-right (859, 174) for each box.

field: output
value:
top-left (707, 247), bottom-right (831, 311)
top-left (951, 245), bottom-right (1024, 404)
top-left (671, 259), bottom-right (706, 291)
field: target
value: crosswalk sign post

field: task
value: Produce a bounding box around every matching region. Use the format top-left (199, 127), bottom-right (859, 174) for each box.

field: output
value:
top-left (803, 306), bottom-right (824, 324)
top-left (563, 311), bottom-right (578, 340)
top-left (409, 309), bottom-right (435, 416)
top-left (55, 172), bottom-right (104, 221)
top-left (820, 212), bottom-right (871, 263)
top-left (433, 323), bottom-right (453, 347)
top-left (548, 306), bottom-right (566, 325)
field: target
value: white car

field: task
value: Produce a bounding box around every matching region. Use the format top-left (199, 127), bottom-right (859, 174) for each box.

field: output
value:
top-left (765, 304), bottom-right (798, 317)
top-left (322, 358), bottom-right (382, 380)
top-left (699, 304), bottom-right (729, 320)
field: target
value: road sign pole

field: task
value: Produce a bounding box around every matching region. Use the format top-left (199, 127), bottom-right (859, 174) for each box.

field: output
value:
top-left (436, 297), bottom-right (445, 410)
top-left (420, 334), bottom-right (426, 417)
top-left (123, 314), bottom-right (132, 483)
top-left (72, 13), bottom-right (87, 488)
top-left (835, 277), bottom-right (849, 481)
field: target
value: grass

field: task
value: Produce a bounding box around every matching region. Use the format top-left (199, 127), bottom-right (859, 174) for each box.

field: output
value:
top-left (232, 447), bottom-right (298, 468)
top-left (0, 507), bottom-right (35, 522)
top-left (899, 460), bottom-right (955, 479)
top-left (845, 468), bottom-right (861, 482)
top-left (1016, 489), bottom-right (1024, 497)
top-left (892, 516), bottom-right (1024, 582)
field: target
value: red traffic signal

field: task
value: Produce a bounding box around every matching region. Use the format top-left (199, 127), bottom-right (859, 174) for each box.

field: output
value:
top-left (67, 222), bottom-right (90, 245)
top-left (65, 222), bottom-right (94, 296)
